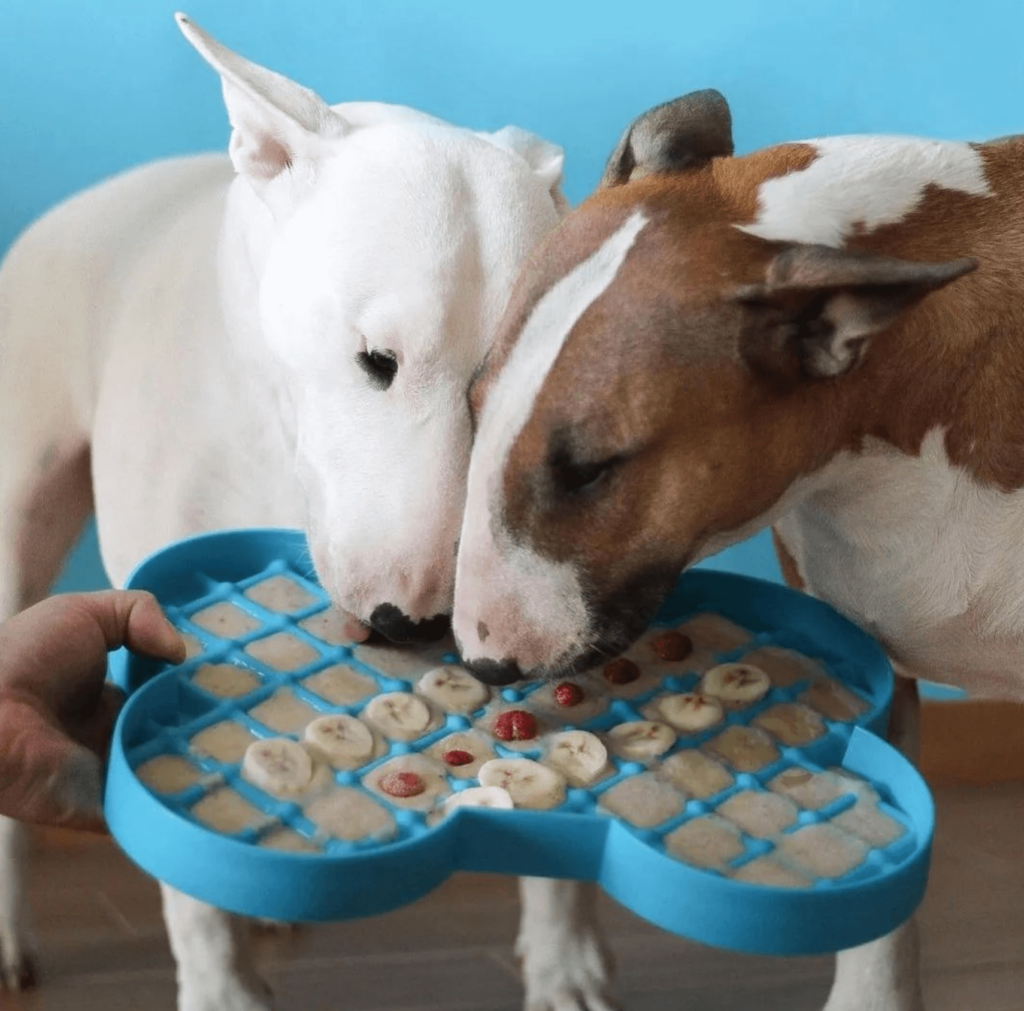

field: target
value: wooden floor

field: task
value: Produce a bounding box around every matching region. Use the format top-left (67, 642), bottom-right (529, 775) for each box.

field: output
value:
top-left (3, 783), bottom-right (1021, 1011)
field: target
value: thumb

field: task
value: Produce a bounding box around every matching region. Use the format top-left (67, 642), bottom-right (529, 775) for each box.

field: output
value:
top-left (77, 589), bottom-right (187, 663)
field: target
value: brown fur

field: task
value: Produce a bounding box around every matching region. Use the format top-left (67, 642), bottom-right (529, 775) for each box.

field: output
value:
top-left (480, 130), bottom-right (1024, 643)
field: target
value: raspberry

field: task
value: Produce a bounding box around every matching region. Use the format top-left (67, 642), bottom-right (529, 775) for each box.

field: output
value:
top-left (493, 709), bottom-right (538, 741)
top-left (603, 658), bottom-right (641, 685)
top-left (442, 749), bottom-right (475, 766)
top-left (651, 631), bottom-right (693, 662)
top-left (379, 771), bottom-right (426, 798)
top-left (553, 682), bottom-right (585, 706)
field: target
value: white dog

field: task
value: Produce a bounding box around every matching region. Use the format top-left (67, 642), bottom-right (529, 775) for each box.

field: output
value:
top-left (0, 15), bottom-right (571, 1010)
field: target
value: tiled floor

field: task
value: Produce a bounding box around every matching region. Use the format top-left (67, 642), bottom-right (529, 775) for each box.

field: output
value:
top-left (3, 784), bottom-right (1021, 1011)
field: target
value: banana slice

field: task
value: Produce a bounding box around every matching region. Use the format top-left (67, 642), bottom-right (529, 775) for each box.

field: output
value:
top-left (303, 714), bottom-right (375, 767)
top-left (478, 758), bottom-right (566, 810)
top-left (242, 738), bottom-right (314, 795)
top-left (606, 720), bottom-right (676, 761)
top-left (364, 691), bottom-right (433, 740)
top-left (443, 785), bottom-right (514, 814)
top-left (701, 662), bottom-right (771, 706)
top-left (545, 731), bottom-right (609, 786)
top-left (416, 665), bottom-right (490, 713)
top-left (655, 692), bottom-right (724, 732)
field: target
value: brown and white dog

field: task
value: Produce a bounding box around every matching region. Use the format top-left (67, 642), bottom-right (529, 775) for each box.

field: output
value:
top-left (453, 89), bottom-right (1023, 1010)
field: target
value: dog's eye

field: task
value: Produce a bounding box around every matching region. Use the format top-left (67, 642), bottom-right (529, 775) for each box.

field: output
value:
top-left (552, 453), bottom-right (622, 496)
top-left (357, 349), bottom-right (399, 390)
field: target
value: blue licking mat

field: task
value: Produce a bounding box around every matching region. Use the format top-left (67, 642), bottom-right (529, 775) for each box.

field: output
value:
top-left (104, 528), bottom-right (933, 956)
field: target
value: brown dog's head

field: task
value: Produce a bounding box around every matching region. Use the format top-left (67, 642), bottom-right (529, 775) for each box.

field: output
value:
top-left (452, 90), bottom-right (978, 684)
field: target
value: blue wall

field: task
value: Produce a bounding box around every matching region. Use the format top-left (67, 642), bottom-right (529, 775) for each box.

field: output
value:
top-left (4, 0), bottom-right (1022, 610)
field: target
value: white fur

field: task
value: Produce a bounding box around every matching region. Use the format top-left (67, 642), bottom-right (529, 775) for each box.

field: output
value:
top-left (774, 430), bottom-right (1024, 700)
top-left (738, 135), bottom-right (992, 247)
top-left (823, 922), bottom-right (925, 1011)
top-left (516, 879), bottom-right (619, 1011)
top-left (0, 16), bottom-right (566, 1010)
top-left (455, 212), bottom-right (647, 667)
top-left (161, 886), bottom-right (272, 1011)
top-left (0, 817), bottom-right (31, 989)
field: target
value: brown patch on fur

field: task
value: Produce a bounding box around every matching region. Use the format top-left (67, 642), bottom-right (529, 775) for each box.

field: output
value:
top-left (828, 138), bottom-right (1024, 490)
top-left (471, 143), bottom-right (819, 424)
top-left (716, 143), bottom-right (820, 224)
top-left (498, 143), bottom-right (863, 582)
top-left (771, 527), bottom-right (805, 591)
top-left (486, 129), bottom-right (1024, 657)
top-left (567, 134), bottom-right (1024, 494)
top-left (469, 204), bottom-right (637, 425)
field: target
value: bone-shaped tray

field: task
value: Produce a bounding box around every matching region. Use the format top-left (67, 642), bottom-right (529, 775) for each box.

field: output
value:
top-left (105, 528), bottom-right (933, 956)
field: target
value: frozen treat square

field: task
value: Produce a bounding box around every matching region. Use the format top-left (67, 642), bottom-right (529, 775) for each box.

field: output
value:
top-left (244, 575), bottom-right (318, 613)
top-left (190, 721), bottom-right (255, 764)
top-left (189, 602), bottom-right (262, 639)
top-left (250, 689), bottom-right (321, 734)
top-left (191, 788), bottom-right (264, 834)
top-left (665, 816), bottom-right (745, 869)
top-left (245, 632), bottom-right (321, 671)
top-left (136, 754), bottom-right (203, 794)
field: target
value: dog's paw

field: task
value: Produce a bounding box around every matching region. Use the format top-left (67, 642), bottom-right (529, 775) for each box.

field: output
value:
top-left (0, 951), bottom-right (38, 991)
top-left (517, 928), bottom-right (621, 1011)
top-left (822, 973), bottom-right (926, 1011)
top-left (179, 978), bottom-right (275, 1011)
top-left (822, 992), bottom-right (925, 1011)
top-left (0, 926), bottom-right (38, 991)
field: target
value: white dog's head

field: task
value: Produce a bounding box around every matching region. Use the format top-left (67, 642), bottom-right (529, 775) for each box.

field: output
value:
top-left (177, 15), bottom-right (565, 643)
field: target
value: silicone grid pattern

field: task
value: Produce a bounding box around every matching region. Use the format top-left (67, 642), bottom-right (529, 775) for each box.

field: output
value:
top-left (126, 558), bottom-right (915, 886)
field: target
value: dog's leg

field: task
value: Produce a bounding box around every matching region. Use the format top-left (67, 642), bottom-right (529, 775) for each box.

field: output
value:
top-left (162, 886), bottom-right (274, 1011)
top-left (0, 818), bottom-right (34, 991)
top-left (823, 675), bottom-right (925, 1011)
top-left (516, 877), bottom-right (620, 1011)
top-left (0, 441), bottom-right (93, 990)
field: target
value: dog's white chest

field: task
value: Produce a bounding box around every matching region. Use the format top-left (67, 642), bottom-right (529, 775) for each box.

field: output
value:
top-left (776, 429), bottom-right (1024, 699)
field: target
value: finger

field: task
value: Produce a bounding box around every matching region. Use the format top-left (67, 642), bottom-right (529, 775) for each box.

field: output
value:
top-left (0, 696), bottom-right (108, 833)
top-left (0, 591), bottom-right (186, 718)
top-left (70, 590), bottom-right (187, 664)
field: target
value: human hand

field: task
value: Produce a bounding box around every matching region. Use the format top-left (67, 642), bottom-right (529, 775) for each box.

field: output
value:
top-left (0, 591), bottom-right (185, 832)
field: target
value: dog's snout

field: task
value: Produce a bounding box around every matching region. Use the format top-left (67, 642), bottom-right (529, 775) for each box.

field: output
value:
top-left (369, 603), bottom-right (450, 644)
top-left (464, 657), bottom-right (523, 687)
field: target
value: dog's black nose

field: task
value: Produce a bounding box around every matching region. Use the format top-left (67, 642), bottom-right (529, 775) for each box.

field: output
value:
top-left (464, 657), bottom-right (523, 686)
top-left (369, 604), bottom-right (450, 644)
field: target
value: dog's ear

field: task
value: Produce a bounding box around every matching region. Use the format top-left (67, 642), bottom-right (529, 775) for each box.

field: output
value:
top-left (600, 90), bottom-right (733, 188)
top-left (484, 126), bottom-right (568, 213)
top-left (736, 244), bottom-right (978, 380)
top-left (176, 14), bottom-right (347, 205)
